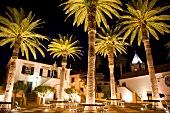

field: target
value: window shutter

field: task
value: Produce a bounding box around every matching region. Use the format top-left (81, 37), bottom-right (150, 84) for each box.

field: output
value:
top-left (54, 70), bottom-right (57, 78)
top-left (31, 67), bottom-right (34, 75)
top-left (21, 66), bottom-right (26, 74)
top-left (39, 68), bottom-right (43, 76)
top-left (47, 70), bottom-right (51, 77)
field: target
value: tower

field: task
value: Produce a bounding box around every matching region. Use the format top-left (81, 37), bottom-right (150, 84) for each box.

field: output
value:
top-left (130, 52), bottom-right (145, 71)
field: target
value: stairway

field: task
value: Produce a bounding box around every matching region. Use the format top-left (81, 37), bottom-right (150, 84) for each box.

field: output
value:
top-left (26, 93), bottom-right (37, 105)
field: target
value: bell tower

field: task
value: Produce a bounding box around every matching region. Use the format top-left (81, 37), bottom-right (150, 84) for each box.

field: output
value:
top-left (130, 52), bottom-right (145, 71)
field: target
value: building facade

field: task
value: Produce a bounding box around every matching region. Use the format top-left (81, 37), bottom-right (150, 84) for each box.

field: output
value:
top-left (117, 53), bottom-right (170, 102)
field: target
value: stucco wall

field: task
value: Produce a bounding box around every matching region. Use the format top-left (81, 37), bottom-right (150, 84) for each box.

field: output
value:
top-left (117, 72), bottom-right (170, 101)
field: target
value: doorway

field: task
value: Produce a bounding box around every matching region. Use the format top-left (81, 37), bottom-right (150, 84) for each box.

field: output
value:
top-left (27, 82), bottom-right (32, 93)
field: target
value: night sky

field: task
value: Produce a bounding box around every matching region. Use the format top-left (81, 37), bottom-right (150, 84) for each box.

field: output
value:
top-left (0, 0), bottom-right (170, 80)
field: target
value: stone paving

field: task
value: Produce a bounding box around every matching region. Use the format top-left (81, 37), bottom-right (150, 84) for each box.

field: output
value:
top-left (8, 103), bottom-right (169, 113)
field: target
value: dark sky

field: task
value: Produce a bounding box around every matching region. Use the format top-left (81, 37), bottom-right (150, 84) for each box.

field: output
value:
top-left (0, 0), bottom-right (170, 79)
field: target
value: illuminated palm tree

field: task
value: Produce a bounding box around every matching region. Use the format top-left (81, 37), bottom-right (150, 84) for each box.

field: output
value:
top-left (2, 82), bottom-right (28, 105)
top-left (0, 7), bottom-right (48, 109)
top-left (48, 34), bottom-right (82, 102)
top-left (117, 0), bottom-right (170, 108)
top-left (95, 25), bottom-right (128, 105)
top-left (115, 54), bottom-right (127, 76)
top-left (60, 0), bottom-right (122, 109)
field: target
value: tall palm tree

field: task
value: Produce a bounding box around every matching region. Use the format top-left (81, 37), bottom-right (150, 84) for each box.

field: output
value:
top-left (48, 34), bottom-right (82, 102)
top-left (115, 54), bottom-right (127, 76)
top-left (60, 0), bottom-right (122, 109)
top-left (117, 0), bottom-right (170, 108)
top-left (2, 82), bottom-right (28, 105)
top-left (0, 7), bottom-right (48, 109)
top-left (95, 25), bottom-right (128, 105)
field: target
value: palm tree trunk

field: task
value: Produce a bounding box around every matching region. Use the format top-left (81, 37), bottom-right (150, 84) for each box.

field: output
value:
top-left (142, 24), bottom-right (163, 109)
top-left (108, 48), bottom-right (117, 105)
top-left (58, 55), bottom-right (67, 103)
top-left (85, 0), bottom-right (96, 110)
top-left (2, 38), bottom-right (21, 110)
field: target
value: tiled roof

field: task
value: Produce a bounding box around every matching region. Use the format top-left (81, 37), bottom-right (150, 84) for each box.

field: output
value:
top-left (120, 63), bottom-right (170, 79)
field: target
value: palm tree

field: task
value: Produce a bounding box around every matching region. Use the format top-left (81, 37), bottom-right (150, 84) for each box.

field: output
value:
top-left (2, 82), bottom-right (27, 105)
top-left (48, 34), bottom-right (82, 102)
top-left (60, 0), bottom-right (123, 109)
top-left (0, 7), bottom-right (48, 109)
top-left (117, 0), bottom-right (170, 108)
top-left (95, 25), bottom-right (128, 105)
top-left (34, 86), bottom-right (55, 104)
top-left (115, 54), bottom-right (127, 76)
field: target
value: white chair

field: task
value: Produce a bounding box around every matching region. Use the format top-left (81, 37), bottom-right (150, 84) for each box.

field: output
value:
top-left (164, 100), bottom-right (170, 110)
top-left (118, 100), bottom-right (125, 107)
top-left (46, 101), bottom-right (53, 109)
top-left (14, 101), bottom-right (21, 111)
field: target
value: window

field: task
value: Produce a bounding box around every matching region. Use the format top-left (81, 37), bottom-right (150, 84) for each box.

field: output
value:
top-left (51, 70), bottom-right (57, 78)
top-left (47, 70), bottom-right (51, 77)
top-left (165, 76), bottom-right (170, 87)
top-left (71, 77), bottom-right (75, 83)
top-left (39, 69), bottom-right (43, 76)
top-left (39, 68), bottom-right (48, 77)
top-left (18, 81), bottom-right (24, 83)
top-left (80, 88), bottom-right (83, 92)
top-left (104, 83), bottom-right (109, 85)
top-left (122, 82), bottom-right (126, 87)
top-left (21, 66), bottom-right (34, 75)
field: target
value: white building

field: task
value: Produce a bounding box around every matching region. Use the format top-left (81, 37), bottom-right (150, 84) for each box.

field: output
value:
top-left (117, 53), bottom-right (170, 102)
top-left (3, 59), bottom-right (71, 102)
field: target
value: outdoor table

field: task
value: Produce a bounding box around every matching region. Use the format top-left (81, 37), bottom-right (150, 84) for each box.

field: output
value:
top-left (0, 102), bottom-right (12, 110)
top-left (49, 100), bottom-right (69, 109)
top-left (106, 99), bottom-right (124, 107)
top-left (143, 100), bottom-right (160, 110)
top-left (79, 103), bottom-right (106, 113)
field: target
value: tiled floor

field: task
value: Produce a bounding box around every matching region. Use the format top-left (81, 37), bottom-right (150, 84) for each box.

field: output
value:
top-left (9, 103), bottom-right (169, 113)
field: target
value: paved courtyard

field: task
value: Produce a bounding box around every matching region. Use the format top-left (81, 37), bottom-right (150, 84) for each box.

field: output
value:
top-left (8, 102), bottom-right (169, 113)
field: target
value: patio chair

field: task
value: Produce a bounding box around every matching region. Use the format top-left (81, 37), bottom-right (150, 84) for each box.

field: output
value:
top-left (164, 100), bottom-right (170, 110)
top-left (46, 101), bottom-right (53, 109)
top-left (14, 101), bottom-right (21, 111)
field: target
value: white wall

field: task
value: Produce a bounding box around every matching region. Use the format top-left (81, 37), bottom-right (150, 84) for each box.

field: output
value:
top-left (117, 87), bottom-right (133, 102)
top-left (117, 72), bottom-right (170, 101)
top-left (15, 59), bottom-right (52, 91)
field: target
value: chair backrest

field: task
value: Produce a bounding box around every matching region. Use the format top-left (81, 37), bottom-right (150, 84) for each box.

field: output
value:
top-left (15, 101), bottom-right (19, 106)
